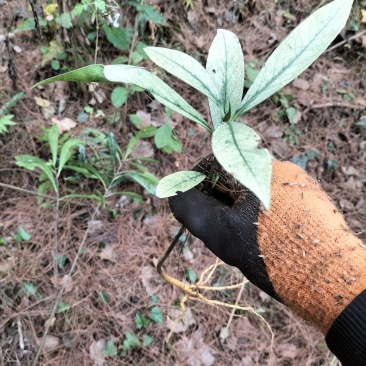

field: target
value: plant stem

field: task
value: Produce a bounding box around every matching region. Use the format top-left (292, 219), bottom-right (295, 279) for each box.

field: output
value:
top-left (157, 226), bottom-right (185, 278)
top-left (53, 171), bottom-right (59, 287)
top-left (0, 182), bottom-right (56, 200)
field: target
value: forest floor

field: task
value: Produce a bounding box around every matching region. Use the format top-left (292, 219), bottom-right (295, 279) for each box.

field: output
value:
top-left (1, 0), bottom-right (365, 365)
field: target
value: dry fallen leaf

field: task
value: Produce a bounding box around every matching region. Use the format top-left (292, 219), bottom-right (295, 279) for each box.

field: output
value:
top-left (89, 339), bottom-right (106, 366)
top-left (136, 110), bottom-right (152, 129)
top-left (362, 35), bottom-right (366, 48)
top-left (141, 266), bottom-right (160, 296)
top-left (58, 274), bottom-right (74, 293)
top-left (34, 96), bottom-right (51, 108)
top-left (361, 9), bottom-right (366, 23)
top-left (292, 109), bottom-right (302, 124)
top-left (51, 117), bottom-right (77, 133)
top-left (38, 335), bottom-right (60, 352)
top-left (12, 44), bottom-right (22, 53)
top-left (276, 343), bottom-right (300, 359)
top-left (99, 245), bottom-right (116, 262)
top-left (93, 89), bottom-right (107, 104)
top-left (131, 140), bottom-right (154, 158)
top-left (41, 105), bottom-right (56, 119)
top-left (293, 78), bottom-right (310, 91)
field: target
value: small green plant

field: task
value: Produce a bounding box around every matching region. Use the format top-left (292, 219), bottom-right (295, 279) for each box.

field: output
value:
top-left (0, 115), bottom-right (16, 135)
top-left (15, 124), bottom-right (160, 205)
top-left (32, 0), bottom-right (353, 209)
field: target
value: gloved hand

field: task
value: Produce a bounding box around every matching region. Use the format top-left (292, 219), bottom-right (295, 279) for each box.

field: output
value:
top-left (169, 155), bottom-right (366, 365)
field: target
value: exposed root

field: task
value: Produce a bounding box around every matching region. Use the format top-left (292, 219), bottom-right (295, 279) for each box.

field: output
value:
top-left (157, 229), bottom-right (275, 365)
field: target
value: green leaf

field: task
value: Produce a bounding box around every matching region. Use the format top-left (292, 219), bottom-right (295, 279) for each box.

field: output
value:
top-left (136, 5), bottom-right (164, 24)
top-left (56, 255), bottom-right (68, 270)
top-left (154, 124), bottom-right (172, 148)
top-left (185, 267), bottom-right (198, 282)
top-left (206, 29), bottom-right (244, 123)
top-left (156, 171), bottom-right (206, 198)
top-left (31, 65), bottom-right (106, 88)
top-left (15, 227), bottom-right (31, 242)
top-left (58, 301), bottom-right (70, 313)
top-left (111, 87), bottom-right (128, 108)
top-left (103, 340), bottom-right (117, 356)
top-left (72, 4), bottom-right (85, 16)
top-left (21, 281), bottom-right (37, 297)
top-left (208, 100), bottom-right (223, 130)
top-left (0, 115), bottom-right (16, 134)
top-left (41, 40), bottom-right (64, 67)
top-left (144, 47), bottom-right (221, 107)
top-left (14, 18), bottom-right (36, 33)
top-left (286, 107), bottom-right (296, 123)
top-left (148, 306), bottom-right (163, 324)
top-left (33, 65), bottom-right (210, 132)
top-left (104, 65), bottom-right (210, 131)
top-left (356, 119), bottom-right (366, 127)
top-left (150, 295), bottom-right (159, 303)
top-left (55, 12), bottom-right (73, 29)
top-left (125, 331), bottom-right (140, 347)
top-left (121, 331), bottom-right (140, 356)
top-left (142, 334), bottom-right (153, 347)
top-left (212, 122), bottom-right (272, 209)
top-left (48, 124), bottom-right (59, 166)
top-left (166, 137), bottom-right (182, 153)
top-left (0, 92), bottom-right (24, 115)
top-left (235, 0), bottom-right (354, 116)
top-left (136, 126), bottom-right (158, 139)
top-left (15, 155), bottom-right (57, 192)
top-left (124, 135), bottom-right (139, 159)
top-left (103, 24), bottom-right (132, 50)
top-left (135, 313), bottom-right (149, 329)
top-left (126, 171), bottom-right (159, 195)
top-left (129, 114), bottom-right (141, 127)
top-left (99, 290), bottom-right (109, 304)
top-left (58, 138), bottom-right (83, 177)
top-left (51, 59), bottom-right (60, 70)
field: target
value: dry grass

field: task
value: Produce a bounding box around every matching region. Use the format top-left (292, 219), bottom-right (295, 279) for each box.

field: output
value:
top-left (1, 0), bottom-right (365, 365)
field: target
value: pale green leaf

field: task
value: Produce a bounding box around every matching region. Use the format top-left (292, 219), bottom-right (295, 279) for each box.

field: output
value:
top-left (0, 115), bottom-right (16, 134)
top-left (136, 4), bottom-right (164, 24)
top-left (126, 171), bottom-right (159, 195)
top-left (154, 124), bottom-right (172, 148)
top-left (104, 65), bottom-right (210, 131)
top-left (156, 171), bottom-right (206, 198)
top-left (57, 138), bottom-right (83, 177)
top-left (31, 65), bottom-right (106, 88)
top-left (212, 122), bottom-right (272, 209)
top-left (103, 25), bottom-right (132, 50)
top-left (142, 334), bottom-right (153, 347)
top-left (15, 227), bottom-right (31, 242)
top-left (135, 313), bottom-right (149, 329)
top-left (32, 65), bottom-right (210, 132)
top-left (144, 47), bottom-right (221, 107)
top-left (21, 281), bottom-right (37, 297)
top-left (111, 86), bottom-right (127, 107)
top-left (208, 100), bottom-right (222, 129)
top-left (103, 340), bottom-right (117, 356)
top-left (48, 124), bottom-right (59, 166)
top-left (206, 29), bottom-right (244, 122)
top-left (148, 306), bottom-right (163, 324)
top-left (236, 0), bottom-right (354, 116)
top-left (15, 155), bottom-right (57, 192)
top-left (41, 40), bottom-right (64, 67)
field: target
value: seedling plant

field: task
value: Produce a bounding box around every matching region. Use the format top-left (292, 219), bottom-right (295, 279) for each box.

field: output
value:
top-left (33, 0), bottom-right (353, 211)
top-left (31, 0), bottom-right (354, 335)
